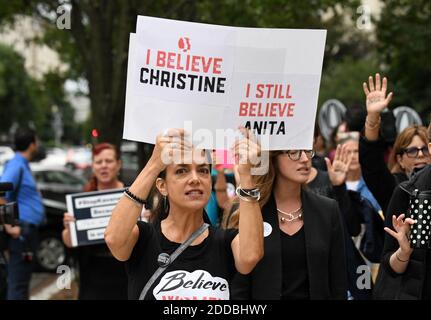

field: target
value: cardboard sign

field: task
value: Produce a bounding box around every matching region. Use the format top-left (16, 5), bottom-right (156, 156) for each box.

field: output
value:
top-left (124, 16), bottom-right (326, 150)
top-left (66, 189), bottom-right (124, 247)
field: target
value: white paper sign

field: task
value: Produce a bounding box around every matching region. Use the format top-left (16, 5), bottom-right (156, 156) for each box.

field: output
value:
top-left (124, 16), bottom-right (326, 150)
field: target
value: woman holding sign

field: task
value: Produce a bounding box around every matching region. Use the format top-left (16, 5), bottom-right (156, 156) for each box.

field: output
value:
top-left (62, 143), bottom-right (128, 300)
top-left (105, 128), bottom-right (263, 300)
top-left (232, 149), bottom-right (347, 299)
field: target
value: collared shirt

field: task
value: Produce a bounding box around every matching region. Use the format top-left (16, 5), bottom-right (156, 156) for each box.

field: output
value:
top-left (1, 153), bottom-right (45, 225)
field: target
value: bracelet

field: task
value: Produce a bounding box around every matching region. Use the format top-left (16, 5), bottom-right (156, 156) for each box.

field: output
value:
top-left (365, 116), bottom-right (381, 130)
top-left (214, 188), bottom-right (226, 192)
top-left (124, 188), bottom-right (147, 206)
top-left (235, 186), bottom-right (260, 202)
top-left (395, 251), bottom-right (409, 263)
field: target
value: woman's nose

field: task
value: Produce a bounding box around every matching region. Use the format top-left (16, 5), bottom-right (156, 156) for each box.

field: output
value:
top-left (418, 149), bottom-right (426, 157)
top-left (299, 151), bottom-right (308, 162)
top-left (189, 170), bottom-right (200, 183)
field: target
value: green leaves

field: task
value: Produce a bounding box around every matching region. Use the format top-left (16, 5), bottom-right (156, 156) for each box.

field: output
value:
top-left (377, 0), bottom-right (431, 114)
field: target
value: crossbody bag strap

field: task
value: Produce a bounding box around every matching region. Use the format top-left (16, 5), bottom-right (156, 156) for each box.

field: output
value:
top-left (138, 223), bottom-right (209, 300)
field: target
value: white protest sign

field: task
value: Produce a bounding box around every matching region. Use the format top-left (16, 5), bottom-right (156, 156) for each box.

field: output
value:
top-left (124, 16), bottom-right (326, 150)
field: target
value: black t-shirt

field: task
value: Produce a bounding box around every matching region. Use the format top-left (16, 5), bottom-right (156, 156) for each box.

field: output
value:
top-left (280, 227), bottom-right (310, 299)
top-left (125, 221), bottom-right (238, 300)
top-left (77, 244), bottom-right (128, 300)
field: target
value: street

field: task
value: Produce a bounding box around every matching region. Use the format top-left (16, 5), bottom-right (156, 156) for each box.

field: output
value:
top-left (30, 272), bottom-right (77, 300)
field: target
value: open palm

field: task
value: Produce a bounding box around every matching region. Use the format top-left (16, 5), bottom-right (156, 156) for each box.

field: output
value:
top-left (325, 144), bottom-right (353, 186)
top-left (363, 73), bottom-right (393, 114)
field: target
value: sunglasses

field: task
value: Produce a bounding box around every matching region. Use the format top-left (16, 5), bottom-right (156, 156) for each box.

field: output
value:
top-left (280, 150), bottom-right (315, 161)
top-left (402, 146), bottom-right (430, 158)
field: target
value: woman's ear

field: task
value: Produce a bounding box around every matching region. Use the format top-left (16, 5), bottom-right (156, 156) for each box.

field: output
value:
top-left (156, 177), bottom-right (167, 196)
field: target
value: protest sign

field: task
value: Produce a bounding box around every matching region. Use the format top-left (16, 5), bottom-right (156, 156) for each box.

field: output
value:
top-left (66, 189), bottom-right (124, 247)
top-left (124, 16), bottom-right (326, 150)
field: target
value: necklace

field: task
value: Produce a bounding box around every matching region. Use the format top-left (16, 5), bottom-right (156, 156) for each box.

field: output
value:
top-left (277, 206), bottom-right (303, 224)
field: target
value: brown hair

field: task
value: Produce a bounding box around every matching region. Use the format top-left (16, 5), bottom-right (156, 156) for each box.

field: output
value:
top-left (221, 151), bottom-right (277, 229)
top-left (389, 125), bottom-right (429, 174)
top-left (83, 143), bottom-right (120, 192)
top-left (148, 170), bottom-right (168, 223)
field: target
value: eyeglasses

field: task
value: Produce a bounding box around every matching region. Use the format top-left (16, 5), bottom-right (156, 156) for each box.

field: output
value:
top-left (281, 150), bottom-right (315, 161)
top-left (402, 146), bottom-right (430, 158)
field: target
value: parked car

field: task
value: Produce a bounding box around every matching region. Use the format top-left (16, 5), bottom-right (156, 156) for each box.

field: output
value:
top-left (31, 164), bottom-right (86, 272)
top-left (0, 146), bottom-right (14, 165)
top-left (38, 148), bottom-right (67, 167)
top-left (65, 146), bottom-right (92, 179)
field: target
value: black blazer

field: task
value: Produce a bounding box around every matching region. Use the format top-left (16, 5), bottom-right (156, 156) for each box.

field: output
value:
top-left (231, 188), bottom-right (347, 299)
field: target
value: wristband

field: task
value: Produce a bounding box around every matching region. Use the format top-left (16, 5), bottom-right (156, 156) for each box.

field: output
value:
top-left (124, 187), bottom-right (147, 206)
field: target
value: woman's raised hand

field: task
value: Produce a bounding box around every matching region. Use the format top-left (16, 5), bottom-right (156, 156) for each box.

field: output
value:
top-left (363, 73), bottom-right (393, 116)
top-left (232, 127), bottom-right (261, 178)
top-left (325, 144), bottom-right (353, 186)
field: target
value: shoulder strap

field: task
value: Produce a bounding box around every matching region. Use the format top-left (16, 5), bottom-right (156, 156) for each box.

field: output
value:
top-left (138, 223), bottom-right (209, 300)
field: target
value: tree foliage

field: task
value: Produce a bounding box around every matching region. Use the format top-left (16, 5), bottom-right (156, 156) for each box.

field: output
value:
top-left (377, 0), bottom-right (431, 119)
top-left (1, 0), bottom-right (364, 149)
top-left (0, 43), bottom-right (78, 144)
top-left (0, 44), bottom-right (46, 137)
top-left (319, 55), bottom-right (380, 108)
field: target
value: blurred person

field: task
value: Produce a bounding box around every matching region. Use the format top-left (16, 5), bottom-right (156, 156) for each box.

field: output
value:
top-left (374, 140), bottom-right (431, 299)
top-left (327, 104), bottom-right (367, 163)
top-left (232, 149), bottom-right (347, 299)
top-left (359, 74), bottom-right (431, 215)
top-left (337, 131), bottom-right (387, 285)
top-left (62, 143), bottom-right (128, 299)
top-left (327, 121), bottom-right (347, 162)
top-left (339, 132), bottom-right (382, 213)
top-left (215, 164), bottom-right (241, 229)
top-left (206, 150), bottom-right (238, 226)
top-left (0, 127), bottom-right (45, 300)
top-left (312, 122), bottom-right (328, 171)
top-left (104, 128), bottom-right (263, 300)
